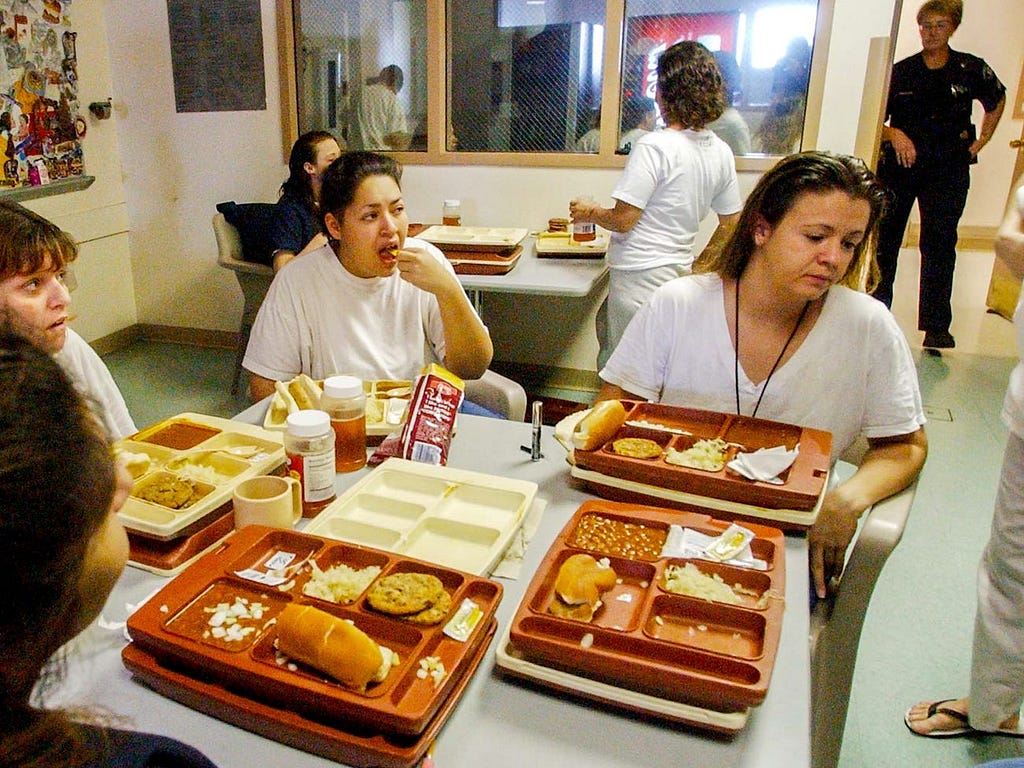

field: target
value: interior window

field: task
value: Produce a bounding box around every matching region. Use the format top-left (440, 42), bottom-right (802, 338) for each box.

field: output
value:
top-left (294, 0), bottom-right (428, 152)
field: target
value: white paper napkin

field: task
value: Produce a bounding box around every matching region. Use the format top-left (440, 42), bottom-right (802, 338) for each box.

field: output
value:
top-left (727, 444), bottom-right (799, 484)
top-left (660, 525), bottom-right (767, 570)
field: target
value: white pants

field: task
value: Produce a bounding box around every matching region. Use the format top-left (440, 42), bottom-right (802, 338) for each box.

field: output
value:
top-left (597, 263), bottom-right (687, 370)
top-left (970, 431), bottom-right (1024, 730)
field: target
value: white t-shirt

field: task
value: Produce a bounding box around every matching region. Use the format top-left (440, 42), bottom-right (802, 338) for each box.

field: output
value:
top-left (243, 238), bottom-right (461, 382)
top-left (55, 328), bottom-right (137, 440)
top-left (357, 83), bottom-right (408, 150)
top-left (600, 273), bottom-right (925, 458)
top-left (608, 128), bottom-right (741, 272)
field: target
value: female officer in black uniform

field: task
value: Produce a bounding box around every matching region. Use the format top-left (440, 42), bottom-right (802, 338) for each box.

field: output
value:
top-left (872, 0), bottom-right (1005, 349)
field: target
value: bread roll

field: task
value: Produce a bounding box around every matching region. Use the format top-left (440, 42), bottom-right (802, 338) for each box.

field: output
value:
top-left (572, 400), bottom-right (627, 451)
top-left (276, 604), bottom-right (394, 691)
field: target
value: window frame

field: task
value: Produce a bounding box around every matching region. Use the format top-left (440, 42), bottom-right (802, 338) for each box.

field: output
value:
top-left (277, 0), bottom-right (834, 172)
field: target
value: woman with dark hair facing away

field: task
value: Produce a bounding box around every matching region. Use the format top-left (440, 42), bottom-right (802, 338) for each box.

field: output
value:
top-left (244, 151), bottom-right (492, 402)
top-left (570, 41), bottom-right (741, 369)
top-left (872, 0), bottom-right (1005, 350)
top-left (0, 331), bottom-right (217, 767)
top-left (268, 130), bottom-right (342, 272)
top-left (0, 201), bottom-right (135, 439)
top-left (598, 152), bottom-right (927, 598)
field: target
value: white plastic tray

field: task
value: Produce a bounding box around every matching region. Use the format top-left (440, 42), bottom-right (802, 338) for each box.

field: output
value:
top-left (304, 457), bottom-right (537, 575)
top-left (264, 379), bottom-right (412, 438)
top-left (493, 622), bottom-right (749, 733)
top-left (417, 226), bottom-right (529, 251)
top-left (534, 231), bottom-right (609, 256)
top-left (117, 413), bottom-right (285, 540)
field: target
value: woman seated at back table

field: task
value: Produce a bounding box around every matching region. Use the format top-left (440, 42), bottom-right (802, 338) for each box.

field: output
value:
top-left (243, 151), bottom-right (493, 404)
top-left (596, 151), bottom-right (928, 598)
top-left (0, 331), bottom-right (217, 767)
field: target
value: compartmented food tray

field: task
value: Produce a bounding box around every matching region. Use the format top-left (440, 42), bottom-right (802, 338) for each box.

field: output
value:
top-left (127, 508), bottom-right (235, 576)
top-left (125, 525), bottom-right (503, 740)
top-left (305, 458), bottom-right (537, 576)
top-left (123, 621), bottom-right (495, 768)
top-left (443, 245), bottom-right (522, 275)
top-left (534, 232), bottom-right (609, 258)
top-left (117, 413), bottom-right (285, 541)
top-left (494, 622), bottom-right (749, 733)
top-left (506, 500), bottom-right (785, 717)
top-left (574, 402), bottom-right (831, 513)
top-left (264, 379), bottom-right (412, 443)
top-left (417, 225), bottom-right (528, 252)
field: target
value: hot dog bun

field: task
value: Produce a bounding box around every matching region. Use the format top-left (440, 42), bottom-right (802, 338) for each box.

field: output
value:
top-left (288, 374), bottom-right (321, 411)
top-left (275, 604), bottom-right (395, 691)
top-left (572, 399), bottom-right (627, 451)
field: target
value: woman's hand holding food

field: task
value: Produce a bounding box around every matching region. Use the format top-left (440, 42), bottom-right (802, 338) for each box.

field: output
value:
top-left (395, 247), bottom-right (459, 298)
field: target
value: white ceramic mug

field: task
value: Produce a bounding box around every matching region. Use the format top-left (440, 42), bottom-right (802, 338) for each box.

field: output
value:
top-left (233, 475), bottom-right (302, 530)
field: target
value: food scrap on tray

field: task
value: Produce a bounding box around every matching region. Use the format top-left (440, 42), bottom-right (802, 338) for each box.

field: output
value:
top-left (665, 437), bottom-right (730, 471)
top-left (302, 562), bottom-right (382, 604)
top-left (549, 553), bottom-right (617, 622)
top-left (661, 563), bottom-right (761, 607)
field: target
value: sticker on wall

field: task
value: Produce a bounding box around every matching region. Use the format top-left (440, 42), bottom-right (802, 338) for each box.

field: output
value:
top-left (0, 1), bottom-right (86, 190)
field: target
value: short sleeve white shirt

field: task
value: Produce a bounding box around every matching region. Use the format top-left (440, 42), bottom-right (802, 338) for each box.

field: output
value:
top-left (608, 128), bottom-right (741, 272)
top-left (600, 274), bottom-right (925, 457)
top-left (243, 238), bottom-right (460, 382)
top-left (55, 328), bottom-right (137, 440)
top-left (358, 83), bottom-right (408, 150)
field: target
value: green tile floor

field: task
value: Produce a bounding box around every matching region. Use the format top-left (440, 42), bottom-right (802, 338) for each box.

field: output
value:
top-left (100, 248), bottom-right (1024, 766)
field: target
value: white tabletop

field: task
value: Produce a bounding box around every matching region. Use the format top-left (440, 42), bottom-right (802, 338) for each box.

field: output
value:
top-left (456, 237), bottom-right (608, 297)
top-left (64, 411), bottom-right (809, 768)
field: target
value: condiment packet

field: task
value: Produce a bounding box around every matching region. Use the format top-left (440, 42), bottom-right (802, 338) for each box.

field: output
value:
top-left (443, 597), bottom-right (483, 642)
top-left (727, 444), bottom-right (799, 484)
top-left (704, 523), bottom-right (756, 561)
top-left (234, 550), bottom-right (299, 587)
top-left (660, 525), bottom-right (767, 570)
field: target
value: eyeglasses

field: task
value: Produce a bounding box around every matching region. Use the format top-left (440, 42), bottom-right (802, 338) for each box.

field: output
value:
top-left (919, 20), bottom-right (952, 31)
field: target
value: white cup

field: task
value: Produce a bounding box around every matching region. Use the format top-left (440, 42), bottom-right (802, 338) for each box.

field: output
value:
top-left (233, 475), bottom-right (302, 530)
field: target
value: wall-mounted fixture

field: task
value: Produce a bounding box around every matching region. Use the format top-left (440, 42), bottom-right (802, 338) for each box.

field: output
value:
top-left (88, 99), bottom-right (112, 120)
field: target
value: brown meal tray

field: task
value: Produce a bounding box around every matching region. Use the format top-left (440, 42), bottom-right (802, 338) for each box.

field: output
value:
top-left (125, 525), bottom-right (502, 737)
top-left (443, 245), bottom-right (522, 275)
top-left (507, 500), bottom-right (785, 714)
top-left (574, 401), bottom-right (832, 511)
top-left (123, 619), bottom-right (496, 768)
top-left (128, 508), bottom-right (235, 576)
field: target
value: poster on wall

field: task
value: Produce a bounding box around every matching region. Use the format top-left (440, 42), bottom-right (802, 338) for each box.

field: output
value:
top-left (0, 0), bottom-right (86, 189)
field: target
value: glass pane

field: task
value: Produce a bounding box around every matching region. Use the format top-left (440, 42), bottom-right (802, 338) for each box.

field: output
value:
top-left (295, 0), bottom-right (427, 152)
top-left (622, 0), bottom-right (819, 156)
top-left (448, 0), bottom-right (606, 153)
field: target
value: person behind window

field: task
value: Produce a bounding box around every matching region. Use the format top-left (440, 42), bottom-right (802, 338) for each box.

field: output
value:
top-left (575, 107), bottom-right (601, 153)
top-left (754, 37), bottom-right (811, 155)
top-left (569, 41), bottom-right (741, 369)
top-left (708, 50), bottom-right (752, 156)
top-left (617, 95), bottom-right (657, 155)
top-left (0, 201), bottom-right (135, 440)
top-left (356, 65), bottom-right (411, 151)
top-left (269, 130), bottom-right (342, 273)
top-left (243, 151), bottom-right (492, 402)
top-left (871, 0), bottom-right (1005, 350)
top-left (597, 151), bottom-right (927, 599)
top-left (0, 330), bottom-right (218, 767)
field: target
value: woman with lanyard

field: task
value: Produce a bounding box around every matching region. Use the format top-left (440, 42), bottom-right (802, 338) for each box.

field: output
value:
top-left (596, 151), bottom-right (928, 599)
top-left (872, 0), bottom-right (1005, 349)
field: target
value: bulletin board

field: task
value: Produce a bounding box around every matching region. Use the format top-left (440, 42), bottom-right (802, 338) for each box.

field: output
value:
top-left (0, 1), bottom-right (87, 190)
top-left (167, 0), bottom-right (266, 113)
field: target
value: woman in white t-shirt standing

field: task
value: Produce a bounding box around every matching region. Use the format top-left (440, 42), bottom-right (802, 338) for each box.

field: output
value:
top-left (570, 40), bottom-right (742, 369)
top-left (598, 152), bottom-right (928, 599)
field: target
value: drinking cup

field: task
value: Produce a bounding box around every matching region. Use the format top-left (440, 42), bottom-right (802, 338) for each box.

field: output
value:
top-left (233, 475), bottom-right (302, 530)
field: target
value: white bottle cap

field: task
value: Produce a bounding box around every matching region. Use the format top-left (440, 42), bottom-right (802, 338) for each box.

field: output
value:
top-left (286, 409), bottom-right (330, 436)
top-left (443, 199), bottom-right (461, 207)
top-left (323, 375), bottom-right (363, 399)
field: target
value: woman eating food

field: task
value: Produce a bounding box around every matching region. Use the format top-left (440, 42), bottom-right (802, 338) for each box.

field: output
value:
top-left (596, 151), bottom-right (928, 598)
top-left (243, 151), bottom-right (493, 403)
top-left (0, 201), bottom-right (136, 440)
top-left (0, 331), bottom-right (216, 767)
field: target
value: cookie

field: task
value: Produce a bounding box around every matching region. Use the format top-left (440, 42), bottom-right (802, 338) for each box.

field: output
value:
top-left (367, 572), bottom-right (445, 616)
top-left (404, 590), bottom-right (452, 626)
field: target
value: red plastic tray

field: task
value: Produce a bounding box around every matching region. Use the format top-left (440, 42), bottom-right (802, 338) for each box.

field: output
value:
top-left (574, 401), bottom-right (831, 511)
top-left (507, 500), bottom-right (785, 713)
top-left (125, 525), bottom-right (502, 737)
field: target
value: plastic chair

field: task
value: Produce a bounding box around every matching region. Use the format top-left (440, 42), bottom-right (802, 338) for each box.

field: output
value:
top-left (213, 212), bottom-right (274, 395)
top-left (809, 437), bottom-right (919, 768)
top-left (464, 371), bottom-right (528, 421)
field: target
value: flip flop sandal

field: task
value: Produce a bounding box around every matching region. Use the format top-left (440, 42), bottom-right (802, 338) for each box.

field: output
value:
top-left (905, 699), bottom-right (974, 738)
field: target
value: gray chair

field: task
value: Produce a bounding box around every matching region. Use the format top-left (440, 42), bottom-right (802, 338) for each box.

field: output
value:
top-left (213, 212), bottom-right (274, 395)
top-left (809, 438), bottom-right (919, 768)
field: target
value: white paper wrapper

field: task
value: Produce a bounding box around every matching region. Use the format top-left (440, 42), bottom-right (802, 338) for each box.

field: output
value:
top-left (660, 525), bottom-right (768, 571)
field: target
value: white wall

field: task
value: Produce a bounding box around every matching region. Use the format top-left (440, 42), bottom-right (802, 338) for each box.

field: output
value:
top-left (94, 0), bottom-right (1021, 373)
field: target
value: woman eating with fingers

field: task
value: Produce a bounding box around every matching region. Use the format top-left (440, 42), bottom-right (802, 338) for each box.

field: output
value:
top-left (595, 151), bottom-right (928, 598)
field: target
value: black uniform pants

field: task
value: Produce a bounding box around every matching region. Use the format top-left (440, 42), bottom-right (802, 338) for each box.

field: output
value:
top-left (872, 157), bottom-right (970, 334)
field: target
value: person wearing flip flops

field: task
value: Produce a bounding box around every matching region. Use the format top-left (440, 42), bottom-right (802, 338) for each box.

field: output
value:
top-left (905, 179), bottom-right (1024, 740)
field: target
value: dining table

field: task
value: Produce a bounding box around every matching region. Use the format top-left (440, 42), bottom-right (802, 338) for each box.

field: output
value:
top-left (61, 408), bottom-right (810, 768)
